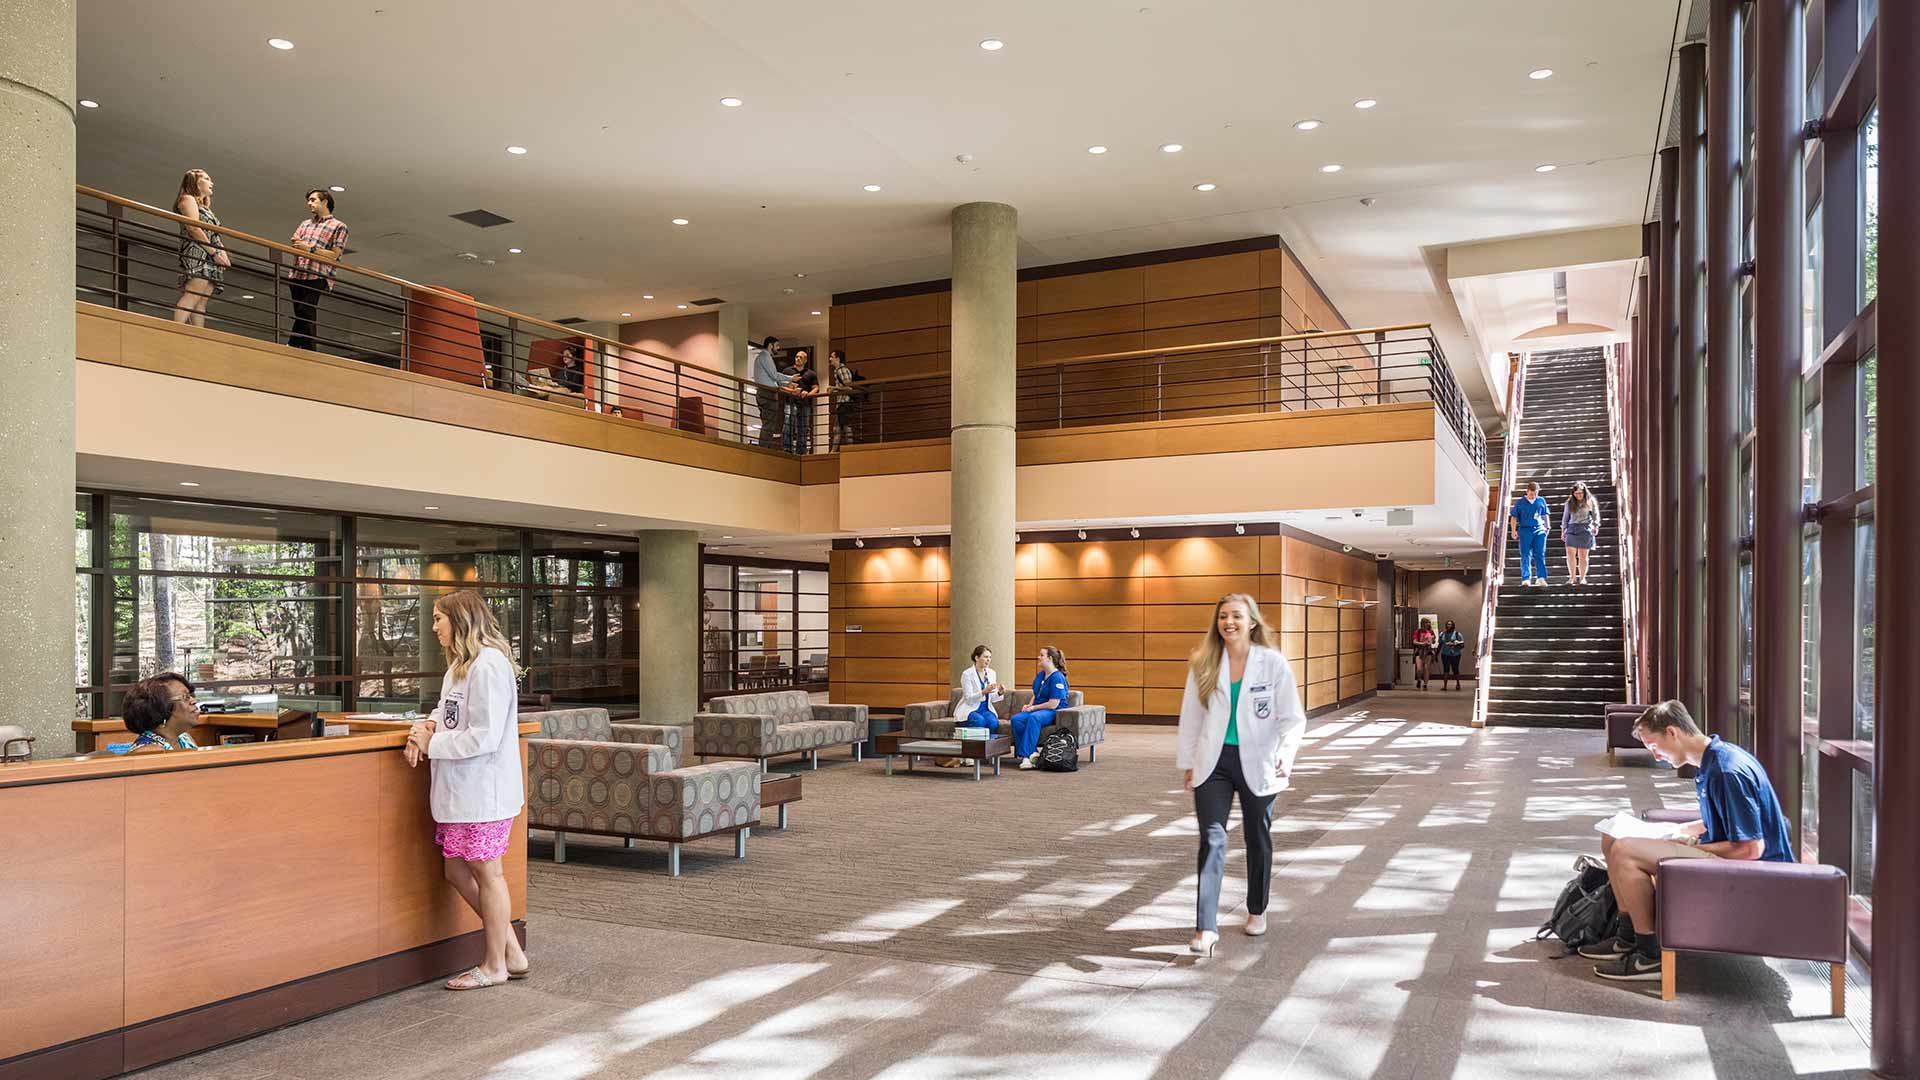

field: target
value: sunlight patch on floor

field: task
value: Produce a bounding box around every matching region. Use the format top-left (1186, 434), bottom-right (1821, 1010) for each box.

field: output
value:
top-left (1354, 846), bottom-right (1474, 914)
top-left (818, 898), bottom-right (963, 944)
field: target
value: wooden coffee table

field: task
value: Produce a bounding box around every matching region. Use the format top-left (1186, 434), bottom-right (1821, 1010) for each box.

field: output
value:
top-left (760, 773), bottom-right (801, 829)
top-left (873, 733), bottom-right (1013, 781)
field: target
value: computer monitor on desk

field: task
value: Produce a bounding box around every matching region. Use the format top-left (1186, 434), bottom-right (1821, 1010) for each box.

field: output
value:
top-left (274, 709), bottom-right (321, 742)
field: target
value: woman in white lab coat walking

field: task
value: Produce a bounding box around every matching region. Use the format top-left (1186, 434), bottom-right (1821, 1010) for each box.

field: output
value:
top-left (405, 590), bottom-right (527, 989)
top-left (1177, 593), bottom-right (1307, 956)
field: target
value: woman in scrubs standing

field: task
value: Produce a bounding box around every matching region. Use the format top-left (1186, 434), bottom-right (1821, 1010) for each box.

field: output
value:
top-left (1177, 593), bottom-right (1307, 955)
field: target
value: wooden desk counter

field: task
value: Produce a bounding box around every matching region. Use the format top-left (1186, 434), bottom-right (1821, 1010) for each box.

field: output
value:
top-left (1, 722), bottom-right (538, 1079)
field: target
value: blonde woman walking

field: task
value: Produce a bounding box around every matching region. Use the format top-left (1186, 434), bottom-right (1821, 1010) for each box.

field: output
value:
top-left (404, 590), bottom-right (527, 990)
top-left (1177, 594), bottom-right (1307, 956)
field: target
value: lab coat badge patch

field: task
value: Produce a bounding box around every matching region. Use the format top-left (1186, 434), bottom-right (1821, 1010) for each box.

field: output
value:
top-left (443, 700), bottom-right (462, 730)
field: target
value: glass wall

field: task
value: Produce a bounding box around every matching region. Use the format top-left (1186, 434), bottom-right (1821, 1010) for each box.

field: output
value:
top-left (699, 556), bottom-right (829, 699)
top-left (74, 492), bottom-right (637, 717)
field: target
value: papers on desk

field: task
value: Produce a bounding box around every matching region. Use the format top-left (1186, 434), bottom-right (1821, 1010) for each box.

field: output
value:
top-left (1593, 811), bottom-right (1692, 841)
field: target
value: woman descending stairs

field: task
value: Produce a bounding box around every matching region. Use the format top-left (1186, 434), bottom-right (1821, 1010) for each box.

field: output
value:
top-left (1485, 348), bottom-right (1628, 728)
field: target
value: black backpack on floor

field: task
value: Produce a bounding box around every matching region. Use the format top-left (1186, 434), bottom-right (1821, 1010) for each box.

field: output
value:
top-left (1036, 729), bottom-right (1078, 772)
top-left (1536, 855), bottom-right (1617, 953)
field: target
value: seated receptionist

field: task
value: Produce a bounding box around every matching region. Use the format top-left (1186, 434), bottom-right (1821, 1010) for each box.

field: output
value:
top-left (111, 673), bottom-right (203, 753)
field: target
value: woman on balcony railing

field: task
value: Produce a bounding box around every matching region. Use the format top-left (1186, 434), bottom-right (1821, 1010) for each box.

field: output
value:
top-left (171, 169), bottom-right (229, 327)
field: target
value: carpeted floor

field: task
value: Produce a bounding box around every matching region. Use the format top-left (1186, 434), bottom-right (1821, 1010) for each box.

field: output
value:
top-left (138, 691), bottom-right (1873, 1079)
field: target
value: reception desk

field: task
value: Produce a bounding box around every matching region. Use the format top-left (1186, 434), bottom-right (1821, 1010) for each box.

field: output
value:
top-left (0, 722), bottom-right (535, 1079)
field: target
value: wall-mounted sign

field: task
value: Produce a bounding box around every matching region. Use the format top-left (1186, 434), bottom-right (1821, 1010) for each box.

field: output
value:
top-left (846, 625), bottom-right (863, 633)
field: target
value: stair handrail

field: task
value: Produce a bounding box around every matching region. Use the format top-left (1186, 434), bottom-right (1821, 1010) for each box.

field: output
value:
top-left (1603, 341), bottom-right (1642, 703)
top-left (1471, 353), bottom-right (1528, 727)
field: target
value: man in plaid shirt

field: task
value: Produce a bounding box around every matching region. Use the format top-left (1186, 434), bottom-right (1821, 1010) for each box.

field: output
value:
top-left (286, 189), bottom-right (349, 352)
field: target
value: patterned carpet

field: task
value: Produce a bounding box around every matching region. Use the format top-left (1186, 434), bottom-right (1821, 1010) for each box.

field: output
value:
top-left (528, 719), bottom-right (1397, 989)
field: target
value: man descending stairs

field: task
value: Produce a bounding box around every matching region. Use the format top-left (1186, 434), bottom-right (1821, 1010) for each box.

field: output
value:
top-left (1486, 348), bottom-right (1628, 728)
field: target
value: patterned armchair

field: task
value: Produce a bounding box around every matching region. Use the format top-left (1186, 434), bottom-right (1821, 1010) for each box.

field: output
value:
top-left (902, 688), bottom-right (1107, 763)
top-left (693, 690), bottom-right (869, 770)
top-left (526, 706), bottom-right (685, 768)
top-left (524, 707), bottom-right (759, 876)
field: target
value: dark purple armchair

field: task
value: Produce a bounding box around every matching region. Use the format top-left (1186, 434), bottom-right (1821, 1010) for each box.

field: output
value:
top-left (1641, 807), bottom-right (1850, 1011)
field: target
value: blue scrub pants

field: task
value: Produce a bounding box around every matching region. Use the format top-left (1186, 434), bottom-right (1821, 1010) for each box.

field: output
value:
top-left (1519, 532), bottom-right (1548, 582)
top-left (962, 700), bottom-right (997, 731)
top-left (1010, 709), bottom-right (1055, 757)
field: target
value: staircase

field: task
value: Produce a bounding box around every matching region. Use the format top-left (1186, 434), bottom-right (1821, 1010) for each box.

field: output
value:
top-left (1485, 348), bottom-right (1626, 728)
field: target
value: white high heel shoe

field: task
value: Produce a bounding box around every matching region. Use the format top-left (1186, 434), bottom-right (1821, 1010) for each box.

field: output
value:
top-left (1190, 930), bottom-right (1219, 956)
top-left (1245, 913), bottom-right (1268, 937)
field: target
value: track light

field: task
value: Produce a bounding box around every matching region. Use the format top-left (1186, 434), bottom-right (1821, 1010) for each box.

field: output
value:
top-left (854, 538), bottom-right (864, 548)
top-left (1234, 523), bottom-right (1246, 535)
top-left (912, 535), bottom-right (922, 546)
top-left (1129, 528), bottom-right (1140, 539)
top-left (1077, 529), bottom-right (1087, 540)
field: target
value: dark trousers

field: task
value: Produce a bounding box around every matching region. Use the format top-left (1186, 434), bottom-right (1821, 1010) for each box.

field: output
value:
top-left (756, 388), bottom-right (784, 447)
top-left (1441, 652), bottom-right (1462, 677)
top-left (287, 279), bottom-right (324, 351)
top-left (783, 400), bottom-right (814, 453)
top-left (1193, 749), bottom-right (1277, 932)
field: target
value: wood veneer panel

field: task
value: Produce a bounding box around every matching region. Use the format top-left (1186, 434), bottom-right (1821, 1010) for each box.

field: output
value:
top-left (1077, 686), bottom-right (1144, 714)
top-left (1145, 251), bottom-right (1260, 301)
top-left (1280, 632), bottom-right (1306, 661)
top-left (1143, 687), bottom-right (1186, 715)
top-left (1340, 674), bottom-right (1370, 700)
top-left (1307, 607), bottom-right (1339, 633)
top-left (1141, 536), bottom-right (1260, 577)
top-left (1067, 660), bottom-right (1145, 686)
top-left (843, 293), bottom-right (945, 336)
top-left (1144, 291), bottom-right (1261, 330)
top-left (1025, 632), bottom-right (1144, 660)
top-left (1037, 306), bottom-right (1146, 340)
top-left (1035, 577), bottom-right (1145, 606)
top-left (837, 657), bottom-right (943, 683)
top-left (1033, 540), bottom-right (1149, 580)
top-left (76, 308), bottom-right (124, 362)
top-left (838, 682), bottom-right (946, 710)
top-left (1145, 320), bottom-right (1265, 352)
top-left (1144, 660), bottom-right (1192, 687)
top-left (1036, 267), bottom-right (1145, 313)
top-left (1145, 603), bottom-right (1216, 631)
top-left (1144, 574), bottom-right (1262, 605)
top-left (1039, 605), bottom-right (1145, 632)
top-left (842, 633), bottom-right (945, 659)
top-left (1017, 281), bottom-right (1040, 316)
top-left (1340, 631), bottom-right (1370, 655)
top-left (830, 607), bottom-right (936, 633)
top-left (843, 582), bottom-right (941, 608)
top-left (1260, 248), bottom-right (1285, 289)
top-left (1306, 681), bottom-right (1337, 710)
top-left (1340, 652), bottom-right (1368, 677)
top-left (848, 351), bottom-right (949, 381)
top-left (1340, 608), bottom-right (1365, 631)
top-left (1278, 604), bottom-right (1307, 632)
top-left (843, 326), bottom-right (944, 362)
top-left (1146, 632), bottom-right (1201, 660)
top-left (1308, 634), bottom-right (1337, 660)
top-left (1, 780), bottom-right (126, 1059)
top-left (1037, 332), bottom-right (1145, 362)
top-left (124, 754), bottom-right (380, 1024)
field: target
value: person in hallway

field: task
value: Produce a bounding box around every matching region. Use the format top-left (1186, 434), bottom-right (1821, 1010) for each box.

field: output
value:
top-left (1581, 700), bottom-right (1794, 984)
top-left (553, 343), bottom-right (586, 395)
top-left (286, 188), bottom-right (349, 352)
top-left (1177, 594), bottom-right (1306, 955)
top-left (404, 590), bottom-right (528, 990)
top-left (172, 169), bottom-right (229, 327)
top-left (1510, 480), bottom-right (1553, 586)
top-left (110, 673), bottom-right (203, 753)
top-left (937, 644), bottom-right (1004, 768)
top-left (1562, 480), bottom-right (1601, 585)
top-left (1412, 618), bottom-right (1435, 689)
top-left (1437, 619), bottom-right (1466, 690)
top-left (1010, 646), bottom-right (1070, 769)
top-left (828, 348), bottom-right (864, 449)
top-left (750, 337), bottom-right (789, 447)
top-left (781, 348), bottom-right (822, 453)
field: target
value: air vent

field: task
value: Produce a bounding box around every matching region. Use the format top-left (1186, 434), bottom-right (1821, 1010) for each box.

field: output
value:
top-left (449, 209), bottom-right (514, 228)
top-left (689, 297), bottom-right (726, 306)
top-left (554, 317), bottom-right (589, 325)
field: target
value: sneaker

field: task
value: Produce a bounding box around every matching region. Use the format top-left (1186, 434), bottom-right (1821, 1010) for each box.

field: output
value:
top-left (1577, 935), bottom-right (1634, 961)
top-left (1018, 756), bottom-right (1036, 770)
top-left (1594, 950), bottom-right (1663, 982)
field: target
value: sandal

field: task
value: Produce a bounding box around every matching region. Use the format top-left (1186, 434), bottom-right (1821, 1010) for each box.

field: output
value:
top-left (445, 966), bottom-right (506, 991)
top-left (508, 964), bottom-right (530, 981)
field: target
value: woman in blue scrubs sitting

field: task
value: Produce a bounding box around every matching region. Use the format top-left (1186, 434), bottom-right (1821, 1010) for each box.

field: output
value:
top-left (1012, 646), bottom-right (1070, 770)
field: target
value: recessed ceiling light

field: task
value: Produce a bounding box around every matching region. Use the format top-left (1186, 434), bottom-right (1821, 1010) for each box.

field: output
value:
top-left (79, 98), bottom-right (99, 109)
top-left (1528, 68), bottom-right (1554, 80)
top-left (1320, 163), bottom-right (1344, 173)
top-left (178, 481), bottom-right (200, 487)
top-left (240, 294), bottom-right (255, 300)
top-left (642, 294), bottom-right (654, 300)
top-left (863, 184), bottom-right (882, 192)
top-left (1535, 163), bottom-right (1558, 173)
top-left (719, 96), bottom-right (744, 107)
top-left (328, 184), bottom-right (345, 192)
top-left (595, 523), bottom-right (609, 528)
top-left (1160, 143), bottom-right (1184, 153)
top-left (390, 330), bottom-right (401, 335)
top-left (507, 247), bottom-right (523, 254)
top-left (677, 303), bottom-right (688, 309)
top-left (810, 310), bottom-right (823, 316)
top-left (795, 272), bottom-right (807, 278)
top-left (620, 311), bottom-right (633, 317)
top-left (267, 37), bottom-right (295, 50)
top-left (722, 535), bottom-right (734, 539)
top-left (979, 38), bottom-right (1005, 51)
top-left (1087, 145), bottom-right (1108, 154)
top-left (505, 145), bottom-right (528, 154)
top-left (1353, 98), bottom-right (1378, 109)
top-left (670, 217), bottom-right (689, 225)
top-left (423, 505), bottom-right (439, 511)
top-left (1193, 182), bottom-right (1217, 192)
top-left (1294, 119), bottom-right (1322, 131)
top-left (782, 287), bottom-right (796, 295)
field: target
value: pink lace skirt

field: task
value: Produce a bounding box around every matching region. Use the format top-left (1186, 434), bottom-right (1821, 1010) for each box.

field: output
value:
top-left (435, 818), bottom-right (515, 862)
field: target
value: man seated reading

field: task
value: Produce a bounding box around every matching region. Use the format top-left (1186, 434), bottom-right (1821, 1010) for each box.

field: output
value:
top-left (1583, 700), bottom-right (1796, 982)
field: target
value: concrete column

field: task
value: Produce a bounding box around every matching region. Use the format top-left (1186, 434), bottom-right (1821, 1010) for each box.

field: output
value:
top-left (947, 202), bottom-right (1018, 680)
top-left (0, 1), bottom-right (76, 758)
top-left (637, 530), bottom-right (700, 727)
top-left (716, 303), bottom-right (750, 440)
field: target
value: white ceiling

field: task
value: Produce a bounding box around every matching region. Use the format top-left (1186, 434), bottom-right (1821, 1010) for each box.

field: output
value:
top-left (76, 0), bottom-right (1680, 412)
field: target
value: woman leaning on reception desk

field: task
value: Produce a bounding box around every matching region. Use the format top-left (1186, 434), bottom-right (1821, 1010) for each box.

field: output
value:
top-left (403, 589), bottom-right (529, 990)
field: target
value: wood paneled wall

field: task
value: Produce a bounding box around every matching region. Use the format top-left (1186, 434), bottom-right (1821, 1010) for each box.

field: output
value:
top-left (829, 531), bottom-right (1378, 716)
top-left (830, 241), bottom-right (1353, 384)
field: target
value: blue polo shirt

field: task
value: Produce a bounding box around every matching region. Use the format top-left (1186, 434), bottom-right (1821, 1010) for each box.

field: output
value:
top-left (1696, 736), bottom-right (1795, 862)
top-left (1510, 495), bottom-right (1552, 536)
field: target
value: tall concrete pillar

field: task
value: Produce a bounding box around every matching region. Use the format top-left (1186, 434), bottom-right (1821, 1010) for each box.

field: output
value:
top-left (637, 530), bottom-right (699, 727)
top-left (716, 303), bottom-right (751, 439)
top-left (0, 1), bottom-right (77, 758)
top-left (947, 202), bottom-right (1018, 681)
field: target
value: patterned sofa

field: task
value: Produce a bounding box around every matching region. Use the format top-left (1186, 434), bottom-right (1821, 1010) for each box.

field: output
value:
top-left (902, 688), bottom-right (1107, 763)
top-left (693, 690), bottom-right (868, 770)
top-left (524, 708), bottom-right (758, 876)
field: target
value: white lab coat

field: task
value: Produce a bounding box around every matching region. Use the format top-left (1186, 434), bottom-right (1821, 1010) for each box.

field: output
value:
top-left (1176, 644), bottom-right (1307, 796)
top-left (953, 665), bottom-right (1000, 717)
top-left (426, 646), bottom-right (524, 823)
